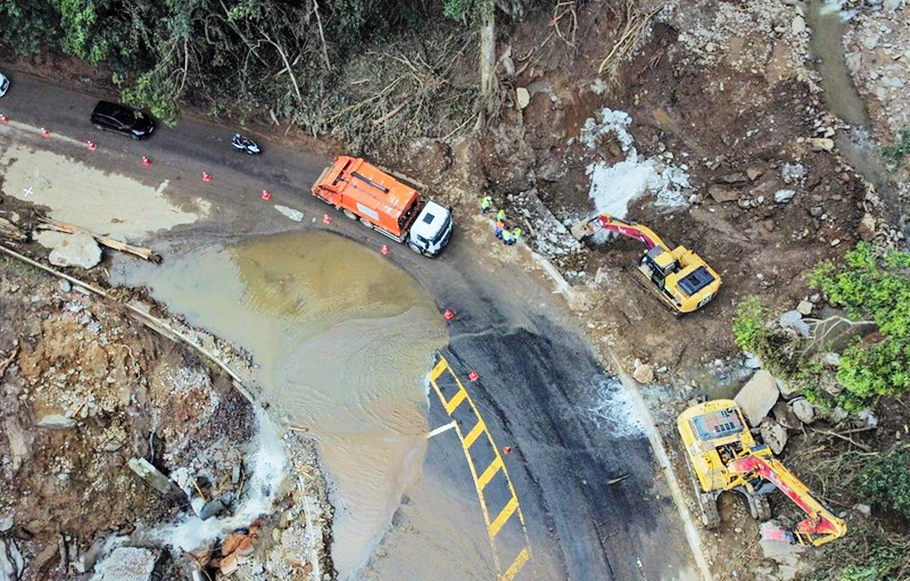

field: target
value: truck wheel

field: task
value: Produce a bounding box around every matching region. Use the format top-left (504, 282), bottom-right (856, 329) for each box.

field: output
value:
top-left (343, 209), bottom-right (357, 220)
top-left (408, 242), bottom-right (423, 255)
top-left (360, 218), bottom-right (374, 229)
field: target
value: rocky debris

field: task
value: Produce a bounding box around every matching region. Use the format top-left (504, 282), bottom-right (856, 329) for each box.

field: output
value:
top-left (735, 370), bottom-right (780, 427)
top-left (746, 167), bottom-right (765, 182)
top-left (760, 417), bottom-right (789, 455)
top-left (90, 546), bottom-right (160, 581)
top-left (808, 137), bottom-right (835, 151)
top-left (773, 189), bottom-right (797, 204)
top-left (742, 352), bottom-right (762, 370)
top-left (48, 232), bottom-right (103, 269)
top-left (128, 458), bottom-right (184, 497)
top-left (857, 409), bottom-right (879, 428)
top-left (796, 300), bottom-right (814, 316)
top-left (789, 397), bottom-right (817, 425)
top-left (633, 359), bottom-right (654, 384)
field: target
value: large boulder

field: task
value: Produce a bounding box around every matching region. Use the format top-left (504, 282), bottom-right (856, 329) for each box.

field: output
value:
top-left (789, 398), bottom-right (817, 425)
top-left (735, 370), bottom-right (780, 427)
top-left (48, 232), bottom-right (103, 269)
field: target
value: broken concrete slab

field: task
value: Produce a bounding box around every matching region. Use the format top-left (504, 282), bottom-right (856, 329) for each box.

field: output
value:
top-left (735, 370), bottom-right (780, 427)
top-left (708, 185), bottom-right (739, 203)
top-left (48, 232), bottom-right (103, 269)
top-left (90, 547), bottom-right (158, 581)
top-left (127, 458), bottom-right (182, 497)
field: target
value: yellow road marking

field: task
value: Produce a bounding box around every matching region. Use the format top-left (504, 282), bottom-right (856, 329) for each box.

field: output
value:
top-left (501, 547), bottom-right (532, 581)
top-left (478, 455), bottom-right (503, 489)
top-left (444, 388), bottom-right (468, 413)
top-left (463, 420), bottom-right (486, 448)
top-left (429, 355), bottom-right (532, 580)
top-left (490, 496), bottom-right (519, 538)
top-left (430, 358), bottom-right (449, 381)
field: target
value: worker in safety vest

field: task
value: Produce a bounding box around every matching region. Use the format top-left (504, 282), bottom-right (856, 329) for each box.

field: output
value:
top-left (495, 220), bottom-right (505, 239)
top-left (496, 208), bottom-right (506, 222)
top-left (510, 227), bottom-right (522, 245)
top-left (501, 229), bottom-right (513, 245)
top-left (480, 195), bottom-right (493, 213)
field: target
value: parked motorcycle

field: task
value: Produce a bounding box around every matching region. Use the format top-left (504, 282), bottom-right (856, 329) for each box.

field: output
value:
top-left (231, 132), bottom-right (261, 155)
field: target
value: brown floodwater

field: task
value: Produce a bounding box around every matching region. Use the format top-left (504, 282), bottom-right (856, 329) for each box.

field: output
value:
top-left (109, 231), bottom-right (449, 577)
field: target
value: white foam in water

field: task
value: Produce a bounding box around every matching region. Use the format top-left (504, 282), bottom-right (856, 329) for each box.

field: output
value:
top-left (579, 108), bottom-right (689, 227)
top-left (152, 412), bottom-right (289, 551)
top-left (586, 377), bottom-right (646, 438)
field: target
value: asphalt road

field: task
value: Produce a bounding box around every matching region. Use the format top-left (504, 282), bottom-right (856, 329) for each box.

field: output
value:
top-left (0, 68), bottom-right (700, 580)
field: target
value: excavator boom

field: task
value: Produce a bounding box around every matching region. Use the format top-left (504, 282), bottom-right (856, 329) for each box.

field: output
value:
top-left (728, 453), bottom-right (847, 546)
top-left (570, 213), bottom-right (667, 249)
top-left (570, 213), bottom-right (722, 314)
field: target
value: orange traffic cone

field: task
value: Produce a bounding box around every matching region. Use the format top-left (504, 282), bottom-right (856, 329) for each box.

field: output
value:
top-left (0, 114), bottom-right (8, 124)
top-left (41, 128), bottom-right (50, 137)
top-left (202, 171), bottom-right (211, 182)
top-left (381, 244), bottom-right (389, 256)
top-left (87, 141), bottom-right (97, 151)
top-left (322, 214), bottom-right (332, 225)
top-left (142, 156), bottom-right (151, 166)
top-left (443, 308), bottom-right (455, 321)
top-left (261, 190), bottom-right (271, 201)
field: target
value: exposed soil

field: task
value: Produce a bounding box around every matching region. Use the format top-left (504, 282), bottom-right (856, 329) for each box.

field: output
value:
top-left (2, 0), bottom-right (909, 580)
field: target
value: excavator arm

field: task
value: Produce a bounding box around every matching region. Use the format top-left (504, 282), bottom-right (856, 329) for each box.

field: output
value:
top-left (570, 213), bottom-right (668, 250)
top-left (728, 454), bottom-right (847, 546)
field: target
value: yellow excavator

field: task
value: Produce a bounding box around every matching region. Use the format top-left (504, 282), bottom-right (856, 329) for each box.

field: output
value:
top-left (571, 213), bottom-right (721, 315)
top-left (677, 399), bottom-right (847, 546)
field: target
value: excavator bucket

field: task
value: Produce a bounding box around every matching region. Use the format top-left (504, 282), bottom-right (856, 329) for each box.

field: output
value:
top-left (570, 217), bottom-right (596, 241)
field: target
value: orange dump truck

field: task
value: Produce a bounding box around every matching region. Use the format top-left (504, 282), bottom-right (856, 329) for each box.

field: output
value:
top-left (311, 156), bottom-right (453, 257)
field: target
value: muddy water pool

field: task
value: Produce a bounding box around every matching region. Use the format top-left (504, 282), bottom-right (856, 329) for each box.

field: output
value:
top-left (109, 231), bottom-right (448, 577)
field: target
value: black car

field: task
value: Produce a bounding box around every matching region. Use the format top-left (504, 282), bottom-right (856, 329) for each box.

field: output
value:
top-left (90, 100), bottom-right (155, 140)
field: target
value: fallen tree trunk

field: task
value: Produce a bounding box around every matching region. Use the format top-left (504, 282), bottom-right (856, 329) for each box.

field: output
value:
top-left (0, 216), bottom-right (27, 242)
top-left (37, 219), bottom-right (162, 263)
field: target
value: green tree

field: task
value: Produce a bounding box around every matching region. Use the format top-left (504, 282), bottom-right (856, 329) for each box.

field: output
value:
top-left (0, 1), bottom-right (60, 54)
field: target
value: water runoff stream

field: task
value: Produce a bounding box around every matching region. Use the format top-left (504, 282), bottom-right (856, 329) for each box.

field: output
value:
top-left (110, 231), bottom-right (453, 578)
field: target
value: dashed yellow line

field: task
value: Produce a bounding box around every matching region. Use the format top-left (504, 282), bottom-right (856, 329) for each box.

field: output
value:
top-left (429, 355), bottom-right (533, 581)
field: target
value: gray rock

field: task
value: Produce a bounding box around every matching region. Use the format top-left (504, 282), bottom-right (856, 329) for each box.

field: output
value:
top-left (36, 414), bottom-right (76, 429)
top-left (789, 397), bottom-right (817, 424)
top-left (746, 167), bottom-right (764, 181)
top-left (775, 377), bottom-right (802, 399)
top-left (735, 370), bottom-right (780, 427)
top-left (59, 279), bottom-right (72, 293)
top-left (796, 300), bottom-right (813, 316)
top-left (232, 464), bottom-right (242, 485)
top-left (808, 138), bottom-right (835, 151)
top-left (0, 515), bottom-right (12, 533)
top-left (90, 547), bottom-right (158, 581)
top-left (717, 172), bottom-right (749, 184)
top-left (515, 87), bottom-right (530, 109)
top-left (857, 409), bottom-right (878, 428)
top-left (708, 185), bottom-right (739, 203)
top-left (792, 15), bottom-right (806, 34)
top-left (774, 189), bottom-right (797, 204)
top-left (760, 417), bottom-right (789, 455)
top-left (883, 0), bottom-right (902, 10)
top-left (853, 503), bottom-right (872, 518)
top-left (199, 492), bottom-right (236, 520)
top-left (772, 400), bottom-right (801, 430)
top-left (823, 352), bottom-right (841, 367)
top-left (632, 363), bottom-right (654, 384)
top-left (779, 310), bottom-right (810, 337)
top-left (48, 232), bottom-right (103, 269)
top-left (743, 353), bottom-right (762, 370)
